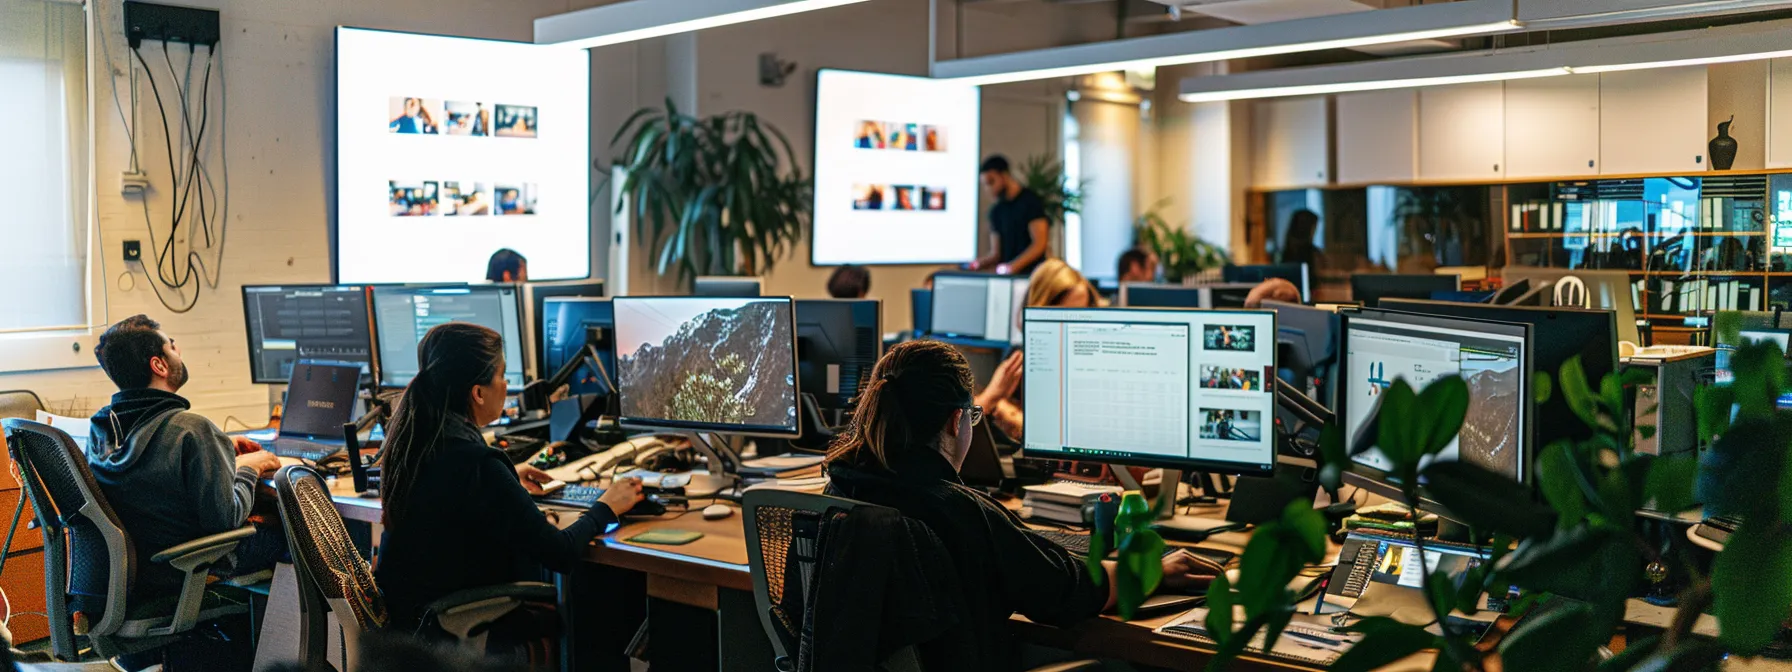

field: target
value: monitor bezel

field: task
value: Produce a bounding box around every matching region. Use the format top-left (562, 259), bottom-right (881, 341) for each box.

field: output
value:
top-left (1336, 308), bottom-right (1534, 513)
top-left (1019, 306), bottom-right (1279, 476)
top-left (369, 283), bottom-right (528, 391)
top-left (611, 296), bottom-right (803, 438)
top-left (240, 283), bottom-right (378, 385)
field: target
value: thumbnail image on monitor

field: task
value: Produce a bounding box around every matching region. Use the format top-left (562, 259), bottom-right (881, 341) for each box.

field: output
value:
top-left (613, 297), bottom-right (800, 436)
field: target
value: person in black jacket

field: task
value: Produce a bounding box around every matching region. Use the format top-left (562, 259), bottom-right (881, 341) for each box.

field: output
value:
top-left (373, 322), bottom-right (642, 636)
top-left (825, 340), bottom-right (1219, 670)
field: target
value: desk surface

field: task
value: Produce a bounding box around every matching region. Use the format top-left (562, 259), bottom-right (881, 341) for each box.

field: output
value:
top-left (324, 476), bottom-right (1434, 670)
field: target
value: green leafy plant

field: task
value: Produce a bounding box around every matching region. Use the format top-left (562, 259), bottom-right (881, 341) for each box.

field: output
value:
top-left (609, 98), bottom-right (810, 286)
top-left (1016, 154), bottom-right (1082, 226)
top-left (1135, 202), bottom-right (1229, 283)
top-left (1206, 338), bottom-right (1790, 671)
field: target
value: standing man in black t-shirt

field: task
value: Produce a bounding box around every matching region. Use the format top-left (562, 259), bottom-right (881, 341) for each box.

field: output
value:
top-left (968, 155), bottom-right (1050, 276)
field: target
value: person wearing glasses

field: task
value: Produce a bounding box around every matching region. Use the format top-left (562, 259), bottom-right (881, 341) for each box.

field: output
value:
top-left (824, 340), bottom-right (1218, 670)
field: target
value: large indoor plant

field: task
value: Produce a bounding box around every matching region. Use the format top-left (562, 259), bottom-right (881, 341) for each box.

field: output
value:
top-left (609, 99), bottom-right (811, 285)
top-left (1205, 335), bottom-right (1790, 671)
top-left (1017, 154), bottom-right (1083, 227)
top-left (1134, 202), bottom-right (1229, 283)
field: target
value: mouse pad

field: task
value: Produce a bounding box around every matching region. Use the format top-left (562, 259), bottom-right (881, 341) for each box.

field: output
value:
top-left (627, 529), bottom-right (705, 546)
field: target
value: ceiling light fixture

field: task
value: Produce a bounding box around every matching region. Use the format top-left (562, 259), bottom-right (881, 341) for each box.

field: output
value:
top-left (1178, 68), bottom-right (1571, 103)
top-left (535, 0), bottom-right (868, 49)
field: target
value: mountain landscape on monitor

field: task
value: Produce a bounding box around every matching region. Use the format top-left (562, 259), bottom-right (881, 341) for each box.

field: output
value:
top-left (619, 302), bottom-right (795, 428)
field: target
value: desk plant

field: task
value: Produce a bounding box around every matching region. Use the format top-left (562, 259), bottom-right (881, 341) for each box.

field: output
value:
top-left (1207, 339), bottom-right (1791, 671)
top-left (609, 98), bottom-right (810, 286)
top-left (1134, 203), bottom-right (1229, 284)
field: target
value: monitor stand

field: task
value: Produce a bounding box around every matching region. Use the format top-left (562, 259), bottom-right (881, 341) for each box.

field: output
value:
top-left (677, 431), bottom-right (744, 500)
top-left (1111, 468), bottom-right (1238, 542)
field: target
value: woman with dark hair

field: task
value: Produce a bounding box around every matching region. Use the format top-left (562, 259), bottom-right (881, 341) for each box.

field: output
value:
top-left (825, 340), bottom-right (1218, 670)
top-left (1281, 209), bottom-right (1321, 268)
top-left (374, 322), bottom-right (643, 634)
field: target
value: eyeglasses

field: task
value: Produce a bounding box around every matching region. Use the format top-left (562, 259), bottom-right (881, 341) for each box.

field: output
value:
top-left (964, 405), bottom-right (984, 426)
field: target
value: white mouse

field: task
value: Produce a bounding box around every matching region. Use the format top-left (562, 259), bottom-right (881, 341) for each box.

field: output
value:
top-left (702, 504), bottom-right (735, 521)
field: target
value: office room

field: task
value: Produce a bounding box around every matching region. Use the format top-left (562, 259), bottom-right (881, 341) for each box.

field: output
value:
top-left (6, 0), bottom-right (1792, 669)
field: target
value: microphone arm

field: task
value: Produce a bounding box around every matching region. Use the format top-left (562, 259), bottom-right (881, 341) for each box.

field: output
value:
top-left (1276, 381), bottom-right (1334, 429)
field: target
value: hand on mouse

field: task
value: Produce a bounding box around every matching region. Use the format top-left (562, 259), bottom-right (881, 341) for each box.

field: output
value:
top-left (515, 464), bottom-right (554, 496)
top-left (1159, 549), bottom-right (1224, 592)
top-left (599, 476), bottom-right (645, 515)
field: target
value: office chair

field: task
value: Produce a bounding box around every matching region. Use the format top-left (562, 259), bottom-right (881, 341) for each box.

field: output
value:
top-left (743, 490), bottom-right (1099, 672)
top-left (271, 465), bottom-right (558, 670)
top-left (0, 389), bottom-right (45, 420)
top-left (2, 419), bottom-right (253, 662)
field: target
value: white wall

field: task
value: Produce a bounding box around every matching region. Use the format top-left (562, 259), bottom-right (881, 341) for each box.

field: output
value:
top-left (0, 0), bottom-right (572, 423)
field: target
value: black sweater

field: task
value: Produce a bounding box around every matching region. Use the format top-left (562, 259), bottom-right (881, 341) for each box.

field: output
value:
top-left (375, 417), bottom-right (617, 631)
top-left (825, 450), bottom-right (1107, 671)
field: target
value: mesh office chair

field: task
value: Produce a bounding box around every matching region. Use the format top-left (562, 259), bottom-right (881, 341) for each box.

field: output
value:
top-left (2, 419), bottom-right (252, 662)
top-left (0, 390), bottom-right (44, 421)
top-left (743, 489), bottom-right (1099, 672)
top-left (271, 464), bottom-right (558, 671)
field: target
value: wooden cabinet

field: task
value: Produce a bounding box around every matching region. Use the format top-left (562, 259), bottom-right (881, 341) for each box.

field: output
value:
top-left (1250, 96), bottom-right (1329, 189)
top-left (1504, 74), bottom-right (1601, 178)
top-left (1336, 89), bottom-right (1417, 185)
top-left (1599, 67), bottom-right (1709, 175)
top-left (1419, 82), bottom-right (1506, 181)
top-left (1769, 58), bottom-right (1792, 168)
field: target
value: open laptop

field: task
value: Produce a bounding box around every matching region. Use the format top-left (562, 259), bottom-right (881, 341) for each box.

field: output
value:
top-left (266, 361), bottom-right (361, 461)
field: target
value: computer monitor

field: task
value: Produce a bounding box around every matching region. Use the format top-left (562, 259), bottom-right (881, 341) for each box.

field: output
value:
top-left (911, 288), bottom-right (933, 335)
top-left (1350, 274), bottom-right (1462, 308)
top-left (1262, 300), bottom-right (1339, 407)
top-left (372, 284), bottom-right (527, 390)
top-left (1224, 263), bottom-right (1311, 303)
top-left (540, 297), bottom-right (614, 397)
top-left (523, 279), bottom-right (605, 379)
top-left (1712, 310), bottom-right (1792, 386)
top-left (612, 296), bottom-right (800, 436)
top-left (692, 276), bottom-right (764, 297)
top-left (241, 284), bottom-right (377, 384)
top-left (1339, 309), bottom-right (1531, 505)
top-left (1380, 299), bottom-right (1616, 449)
top-left (1203, 283), bottom-right (1258, 309)
top-left (930, 272), bottom-right (1029, 345)
top-left (1021, 306), bottom-right (1278, 475)
top-left (1503, 267), bottom-right (1642, 344)
top-left (1119, 283), bottom-right (1202, 309)
top-left (794, 299), bottom-right (882, 416)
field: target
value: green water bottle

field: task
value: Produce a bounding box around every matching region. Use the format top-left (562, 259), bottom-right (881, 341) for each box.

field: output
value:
top-left (1113, 491), bottom-right (1166, 620)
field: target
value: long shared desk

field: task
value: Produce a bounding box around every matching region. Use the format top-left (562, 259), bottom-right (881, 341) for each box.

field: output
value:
top-left (323, 476), bottom-right (1447, 671)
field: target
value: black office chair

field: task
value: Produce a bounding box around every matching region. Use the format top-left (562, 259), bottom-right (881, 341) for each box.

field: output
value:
top-left (2, 419), bottom-right (252, 663)
top-left (743, 489), bottom-right (1099, 672)
top-left (0, 390), bottom-right (44, 421)
top-left (271, 464), bottom-right (558, 671)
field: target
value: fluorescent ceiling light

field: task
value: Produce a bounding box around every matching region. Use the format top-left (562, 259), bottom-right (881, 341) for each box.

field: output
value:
top-left (535, 0), bottom-right (867, 49)
top-left (1178, 18), bottom-right (1792, 102)
top-left (1179, 68), bottom-right (1569, 103)
top-left (931, 0), bottom-right (1520, 87)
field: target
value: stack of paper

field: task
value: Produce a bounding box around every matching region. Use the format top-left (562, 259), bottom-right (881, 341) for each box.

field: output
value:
top-left (1021, 481), bottom-right (1122, 525)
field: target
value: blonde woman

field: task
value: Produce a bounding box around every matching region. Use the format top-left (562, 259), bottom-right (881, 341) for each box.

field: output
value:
top-left (980, 259), bottom-right (1106, 437)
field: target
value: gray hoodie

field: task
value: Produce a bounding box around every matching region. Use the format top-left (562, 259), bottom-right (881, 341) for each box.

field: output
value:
top-left (87, 388), bottom-right (258, 601)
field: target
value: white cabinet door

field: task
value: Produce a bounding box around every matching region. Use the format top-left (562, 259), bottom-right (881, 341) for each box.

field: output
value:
top-left (1599, 67), bottom-right (1708, 174)
top-left (1250, 96), bottom-right (1329, 189)
top-left (1504, 74), bottom-right (1601, 178)
top-left (1769, 58), bottom-right (1792, 168)
top-left (1418, 82), bottom-right (1505, 181)
top-left (1336, 89), bottom-right (1417, 185)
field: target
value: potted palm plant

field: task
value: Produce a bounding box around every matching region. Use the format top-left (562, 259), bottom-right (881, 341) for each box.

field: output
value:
top-left (608, 98), bottom-right (811, 286)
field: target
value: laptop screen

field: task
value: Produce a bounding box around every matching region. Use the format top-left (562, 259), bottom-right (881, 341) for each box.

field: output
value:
top-left (281, 362), bottom-right (362, 439)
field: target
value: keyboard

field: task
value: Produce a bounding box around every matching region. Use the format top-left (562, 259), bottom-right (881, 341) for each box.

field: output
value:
top-left (541, 484), bottom-right (605, 509)
top-left (1697, 514), bottom-right (1743, 545)
top-left (266, 439), bottom-right (343, 463)
top-left (1032, 528), bottom-right (1233, 563)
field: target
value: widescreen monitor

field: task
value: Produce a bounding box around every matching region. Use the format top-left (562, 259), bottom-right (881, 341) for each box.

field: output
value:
top-left (540, 297), bottom-right (614, 398)
top-left (811, 69), bottom-right (981, 265)
top-left (693, 276), bottom-right (764, 298)
top-left (1339, 309), bottom-right (1531, 506)
top-left (612, 296), bottom-right (800, 436)
top-left (334, 28), bottom-right (590, 284)
top-left (1350, 274), bottom-right (1462, 308)
top-left (241, 284), bottom-right (376, 384)
top-left (372, 284), bottom-right (526, 389)
top-left (930, 272), bottom-right (1028, 345)
top-left (1224, 263), bottom-right (1310, 303)
top-left (1381, 299), bottom-right (1617, 449)
top-left (1021, 307), bottom-right (1278, 475)
top-left (794, 299), bottom-right (882, 416)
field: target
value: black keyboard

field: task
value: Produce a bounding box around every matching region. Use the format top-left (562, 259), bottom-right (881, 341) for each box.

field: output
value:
top-left (1032, 528), bottom-right (1232, 563)
top-left (542, 484), bottom-right (605, 509)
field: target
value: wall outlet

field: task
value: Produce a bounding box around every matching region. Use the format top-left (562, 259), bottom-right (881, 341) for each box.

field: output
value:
top-left (121, 171), bottom-right (149, 195)
top-left (123, 240), bottom-right (142, 263)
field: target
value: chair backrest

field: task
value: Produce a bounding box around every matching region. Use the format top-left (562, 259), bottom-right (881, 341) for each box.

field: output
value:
top-left (2, 418), bottom-right (135, 656)
top-left (0, 391), bottom-right (45, 421)
top-left (273, 464), bottom-right (385, 670)
top-left (1554, 275), bottom-right (1590, 309)
top-left (742, 489), bottom-right (869, 671)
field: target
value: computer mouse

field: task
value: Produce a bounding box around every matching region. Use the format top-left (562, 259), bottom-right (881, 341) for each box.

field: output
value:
top-left (702, 504), bottom-right (735, 521)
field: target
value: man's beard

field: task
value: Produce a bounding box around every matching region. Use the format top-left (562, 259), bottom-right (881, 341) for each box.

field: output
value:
top-left (167, 359), bottom-right (190, 391)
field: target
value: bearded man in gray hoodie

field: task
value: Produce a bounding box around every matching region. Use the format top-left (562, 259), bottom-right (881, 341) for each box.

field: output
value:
top-left (87, 314), bottom-right (284, 603)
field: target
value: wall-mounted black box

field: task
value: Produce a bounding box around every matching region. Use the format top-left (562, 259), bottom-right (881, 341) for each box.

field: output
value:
top-left (124, 1), bottom-right (220, 49)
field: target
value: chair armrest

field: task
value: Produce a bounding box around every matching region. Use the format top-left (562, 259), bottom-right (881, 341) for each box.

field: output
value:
top-left (426, 581), bottom-right (557, 615)
top-left (151, 525), bottom-right (258, 566)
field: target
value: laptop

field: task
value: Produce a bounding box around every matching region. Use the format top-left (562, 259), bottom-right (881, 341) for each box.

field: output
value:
top-left (267, 361), bottom-right (361, 461)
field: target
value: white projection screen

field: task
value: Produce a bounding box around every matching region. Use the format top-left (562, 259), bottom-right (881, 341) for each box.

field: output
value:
top-left (334, 27), bottom-right (590, 284)
top-left (811, 69), bottom-right (981, 266)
